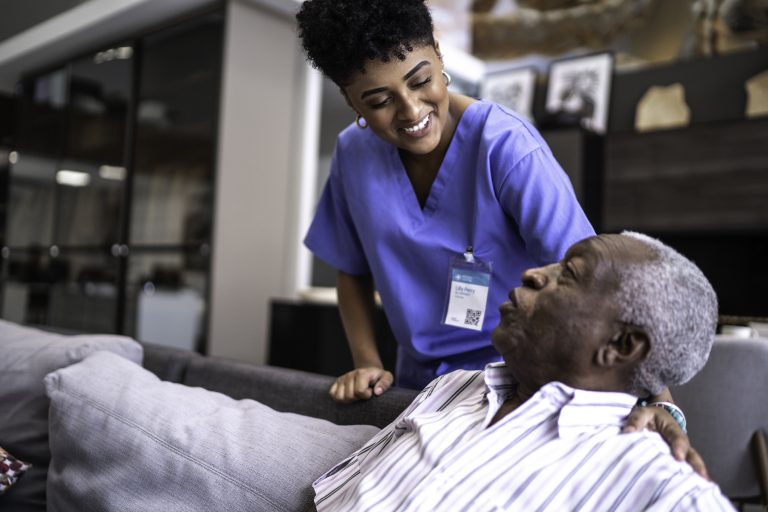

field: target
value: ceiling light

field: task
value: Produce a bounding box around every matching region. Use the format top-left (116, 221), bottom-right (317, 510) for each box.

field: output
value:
top-left (117, 47), bottom-right (133, 59)
top-left (99, 165), bottom-right (126, 181)
top-left (94, 46), bottom-right (133, 64)
top-left (56, 170), bottom-right (91, 187)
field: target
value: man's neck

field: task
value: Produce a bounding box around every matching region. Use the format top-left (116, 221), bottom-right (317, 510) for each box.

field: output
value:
top-left (488, 385), bottom-right (535, 427)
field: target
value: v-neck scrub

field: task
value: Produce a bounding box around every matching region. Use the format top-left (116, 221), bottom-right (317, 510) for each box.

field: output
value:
top-left (304, 101), bottom-right (595, 387)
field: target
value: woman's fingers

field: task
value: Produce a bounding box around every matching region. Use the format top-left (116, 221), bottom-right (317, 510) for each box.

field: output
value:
top-left (329, 367), bottom-right (394, 403)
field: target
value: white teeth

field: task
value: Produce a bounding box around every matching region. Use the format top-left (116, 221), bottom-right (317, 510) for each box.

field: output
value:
top-left (404, 114), bottom-right (429, 133)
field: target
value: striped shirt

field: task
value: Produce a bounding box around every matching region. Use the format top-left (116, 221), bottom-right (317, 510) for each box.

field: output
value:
top-left (313, 363), bottom-right (733, 511)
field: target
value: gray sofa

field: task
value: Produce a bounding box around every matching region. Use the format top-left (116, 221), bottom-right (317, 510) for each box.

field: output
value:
top-left (0, 320), bottom-right (418, 511)
top-left (3, 320), bottom-right (768, 509)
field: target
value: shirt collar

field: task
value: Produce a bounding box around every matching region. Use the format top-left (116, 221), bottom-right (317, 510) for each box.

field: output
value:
top-left (483, 363), bottom-right (638, 439)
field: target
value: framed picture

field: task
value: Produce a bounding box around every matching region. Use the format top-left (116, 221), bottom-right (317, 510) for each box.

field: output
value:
top-left (481, 67), bottom-right (537, 122)
top-left (545, 52), bottom-right (614, 134)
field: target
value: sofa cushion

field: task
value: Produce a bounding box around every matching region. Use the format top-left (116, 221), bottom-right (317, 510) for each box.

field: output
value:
top-left (184, 355), bottom-right (419, 428)
top-left (45, 351), bottom-right (379, 512)
top-left (0, 320), bottom-right (142, 512)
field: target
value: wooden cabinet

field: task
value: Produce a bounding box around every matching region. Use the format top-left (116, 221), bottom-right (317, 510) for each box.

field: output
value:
top-left (268, 299), bottom-right (398, 377)
top-left (604, 119), bottom-right (768, 232)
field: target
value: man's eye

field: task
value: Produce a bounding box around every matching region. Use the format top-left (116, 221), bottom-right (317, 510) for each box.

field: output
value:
top-left (559, 262), bottom-right (575, 280)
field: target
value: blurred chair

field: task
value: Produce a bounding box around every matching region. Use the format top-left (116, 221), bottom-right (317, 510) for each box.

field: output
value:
top-left (672, 335), bottom-right (768, 508)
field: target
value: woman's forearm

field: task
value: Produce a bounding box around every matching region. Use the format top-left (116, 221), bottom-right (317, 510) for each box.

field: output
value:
top-left (337, 271), bottom-right (382, 369)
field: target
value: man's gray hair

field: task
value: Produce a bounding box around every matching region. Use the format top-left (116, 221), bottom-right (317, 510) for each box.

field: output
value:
top-left (617, 232), bottom-right (718, 396)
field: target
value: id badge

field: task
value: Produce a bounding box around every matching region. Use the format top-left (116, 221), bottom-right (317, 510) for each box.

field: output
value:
top-left (443, 247), bottom-right (492, 331)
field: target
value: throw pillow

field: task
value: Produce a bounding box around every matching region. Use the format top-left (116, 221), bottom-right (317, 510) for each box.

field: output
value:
top-left (45, 351), bottom-right (379, 512)
top-left (0, 446), bottom-right (31, 495)
top-left (0, 320), bottom-right (143, 511)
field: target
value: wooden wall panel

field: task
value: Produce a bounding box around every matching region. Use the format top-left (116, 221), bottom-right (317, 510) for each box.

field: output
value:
top-left (604, 119), bottom-right (768, 232)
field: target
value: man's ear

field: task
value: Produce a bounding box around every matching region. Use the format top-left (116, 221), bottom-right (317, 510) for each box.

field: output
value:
top-left (596, 327), bottom-right (650, 368)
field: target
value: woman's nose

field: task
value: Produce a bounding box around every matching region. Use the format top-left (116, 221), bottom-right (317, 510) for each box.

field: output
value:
top-left (397, 93), bottom-right (421, 121)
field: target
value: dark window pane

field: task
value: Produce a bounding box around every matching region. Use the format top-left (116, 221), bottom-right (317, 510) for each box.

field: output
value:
top-left (1, 94), bottom-right (16, 247)
top-left (1, 247), bottom-right (118, 333)
top-left (54, 46), bottom-right (133, 246)
top-left (130, 15), bottom-right (222, 246)
top-left (6, 71), bottom-right (68, 247)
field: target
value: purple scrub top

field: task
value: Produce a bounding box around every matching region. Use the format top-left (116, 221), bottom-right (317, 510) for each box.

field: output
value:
top-left (305, 101), bottom-right (595, 382)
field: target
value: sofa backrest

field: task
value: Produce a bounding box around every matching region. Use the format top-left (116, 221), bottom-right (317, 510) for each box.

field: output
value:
top-left (142, 343), bottom-right (418, 429)
top-left (142, 341), bottom-right (202, 383)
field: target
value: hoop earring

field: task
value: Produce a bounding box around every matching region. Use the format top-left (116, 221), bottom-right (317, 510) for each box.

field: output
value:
top-left (442, 70), bottom-right (452, 86)
top-left (356, 114), bottom-right (368, 129)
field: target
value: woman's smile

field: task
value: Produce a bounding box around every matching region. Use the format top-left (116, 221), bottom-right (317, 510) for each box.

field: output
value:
top-left (401, 112), bottom-right (432, 137)
top-left (342, 44), bottom-right (454, 157)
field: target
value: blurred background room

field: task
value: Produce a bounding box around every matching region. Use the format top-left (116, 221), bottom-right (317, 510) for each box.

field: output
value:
top-left (0, 0), bottom-right (766, 372)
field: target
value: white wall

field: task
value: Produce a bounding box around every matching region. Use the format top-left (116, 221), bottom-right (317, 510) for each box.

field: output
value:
top-left (207, 0), bottom-right (319, 365)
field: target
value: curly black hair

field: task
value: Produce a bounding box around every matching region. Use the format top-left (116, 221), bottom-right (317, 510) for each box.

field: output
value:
top-left (296, 0), bottom-right (435, 86)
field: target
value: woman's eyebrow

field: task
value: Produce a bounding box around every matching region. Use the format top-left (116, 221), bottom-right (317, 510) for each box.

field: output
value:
top-left (403, 60), bottom-right (430, 80)
top-left (360, 61), bottom-right (432, 99)
top-left (361, 87), bottom-right (388, 99)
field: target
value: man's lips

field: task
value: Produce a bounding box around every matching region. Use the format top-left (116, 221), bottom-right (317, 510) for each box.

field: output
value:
top-left (499, 289), bottom-right (520, 315)
top-left (508, 288), bottom-right (519, 307)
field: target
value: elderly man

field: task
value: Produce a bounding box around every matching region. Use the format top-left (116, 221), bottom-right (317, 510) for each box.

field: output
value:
top-left (312, 232), bottom-right (733, 511)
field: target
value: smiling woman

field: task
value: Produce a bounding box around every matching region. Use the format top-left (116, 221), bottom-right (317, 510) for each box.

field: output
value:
top-left (296, 0), bottom-right (595, 401)
top-left (343, 50), bottom-right (451, 163)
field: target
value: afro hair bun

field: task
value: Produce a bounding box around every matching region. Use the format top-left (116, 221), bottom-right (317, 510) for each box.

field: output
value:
top-left (296, 0), bottom-right (435, 86)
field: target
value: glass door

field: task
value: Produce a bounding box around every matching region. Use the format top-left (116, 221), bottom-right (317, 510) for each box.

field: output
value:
top-left (5, 69), bottom-right (67, 249)
top-left (1, 11), bottom-right (223, 346)
top-left (124, 13), bottom-right (223, 350)
top-left (54, 45), bottom-right (133, 248)
top-left (2, 44), bottom-right (134, 332)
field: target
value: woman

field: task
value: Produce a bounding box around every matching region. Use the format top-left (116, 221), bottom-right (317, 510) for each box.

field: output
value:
top-left (297, 0), bottom-right (594, 399)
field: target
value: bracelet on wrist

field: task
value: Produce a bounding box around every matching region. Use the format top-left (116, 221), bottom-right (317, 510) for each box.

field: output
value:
top-left (640, 400), bottom-right (687, 433)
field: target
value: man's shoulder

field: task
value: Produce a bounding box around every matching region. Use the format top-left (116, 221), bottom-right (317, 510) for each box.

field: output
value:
top-left (623, 431), bottom-right (733, 509)
top-left (601, 429), bottom-right (707, 483)
top-left (414, 369), bottom-right (487, 406)
top-left (429, 368), bottom-right (487, 391)
top-left (565, 429), bottom-right (732, 510)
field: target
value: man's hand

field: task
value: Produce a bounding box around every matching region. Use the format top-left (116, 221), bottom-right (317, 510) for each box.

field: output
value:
top-left (622, 406), bottom-right (709, 479)
top-left (329, 367), bottom-right (394, 404)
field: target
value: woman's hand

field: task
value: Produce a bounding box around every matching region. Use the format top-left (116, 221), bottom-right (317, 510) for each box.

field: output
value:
top-left (329, 367), bottom-right (394, 404)
top-left (622, 406), bottom-right (709, 479)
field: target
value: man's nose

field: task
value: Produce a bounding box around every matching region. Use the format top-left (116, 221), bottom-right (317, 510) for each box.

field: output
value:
top-left (521, 267), bottom-right (548, 289)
